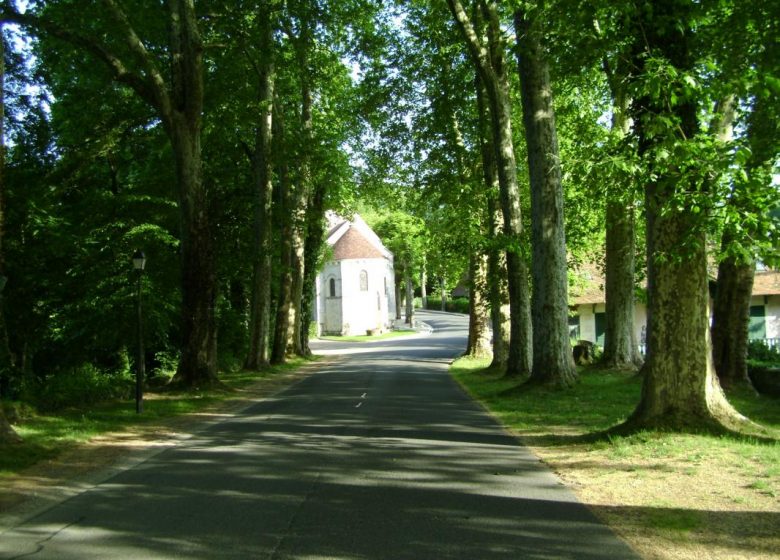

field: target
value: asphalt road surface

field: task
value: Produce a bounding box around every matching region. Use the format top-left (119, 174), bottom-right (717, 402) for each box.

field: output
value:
top-left (0, 311), bottom-right (638, 559)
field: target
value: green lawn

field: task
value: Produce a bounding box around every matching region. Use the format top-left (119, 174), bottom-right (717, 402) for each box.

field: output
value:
top-left (451, 356), bottom-right (780, 560)
top-left (318, 330), bottom-right (417, 343)
top-left (0, 357), bottom-right (314, 477)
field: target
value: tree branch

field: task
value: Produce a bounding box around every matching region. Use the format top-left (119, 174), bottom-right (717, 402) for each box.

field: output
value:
top-left (102, 0), bottom-right (171, 118)
top-left (0, 2), bottom-right (160, 112)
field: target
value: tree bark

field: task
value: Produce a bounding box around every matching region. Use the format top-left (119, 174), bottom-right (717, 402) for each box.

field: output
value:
top-left (270, 102), bottom-right (295, 364)
top-left (395, 276), bottom-right (402, 320)
top-left (404, 262), bottom-right (414, 325)
top-left (476, 74), bottom-right (509, 369)
top-left (711, 248), bottom-right (755, 388)
top-left (466, 252), bottom-right (492, 357)
top-left (448, 0), bottom-right (532, 376)
top-left (711, 93), bottom-right (768, 389)
top-left (245, 2), bottom-right (276, 370)
top-left (0, 31), bottom-right (20, 444)
top-left (603, 200), bottom-right (640, 368)
top-left (602, 68), bottom-right (641, 369)
top-left (420, 264), bottom-right (428, 309)
top-left (623, 0), bottom-right (745, 432)
top-left (300, 182), bottom-right (326, 355)
top-left (514, 8), bottom-right (576, 387)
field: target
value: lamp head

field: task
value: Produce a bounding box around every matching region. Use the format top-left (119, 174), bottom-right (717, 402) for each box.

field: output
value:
top-left (132, 251), bottom-right (147, 271)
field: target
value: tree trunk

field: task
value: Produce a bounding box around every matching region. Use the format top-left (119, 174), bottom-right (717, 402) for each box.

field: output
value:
top-left (280, 6), bottom-right (314, 358)
top-left (420, 264), bottom-right (427, 309)
top-left (448, 0), bottom-right (532, 376)
top-left (602, 74), bottom-right (641, 369)
top-left (170, 117), bottom-right (218, 386)
top-left (244, 4), bottom-right (276, 370)
top-left (603, 201), bottom-right (640, 368)
top-left (623, 0), bottom-right (745, 432)
top-left (711, 93), bottom-right (766, 390)
top-left (404, 263), bottom-right (414, 325)
top-left (395, 276), bottom-right (402, 320)
top-left (466, 253), bottom-right (492, 357)
top-left (300, 182), bottom-right (326, 356)
top-left (515, 8), bottom-right (575, 387)
top-left (476, 74), bottom-right (510, 370)
top-left (0, 32), bottom-right (20, 444)
top-left (711, 249), bottom-right (755, 388)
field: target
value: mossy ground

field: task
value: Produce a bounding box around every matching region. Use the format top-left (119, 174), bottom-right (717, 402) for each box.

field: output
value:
top-left (452, 356), bottom-right (780, 560)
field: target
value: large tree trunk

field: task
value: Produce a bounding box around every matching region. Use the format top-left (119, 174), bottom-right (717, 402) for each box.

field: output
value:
top-left (623, 0), bottom-right (745, 432)
top-left (711, 249), bottom-right (755, 388)
top-left (448, 0), bottom-right (531, 376)
top-left (476, 75), bottom-right (509, 369)
top-left (170, 118), bottom-right (218, 386)
top-left (287, 66), bottom-right (314, 356)
top-left (0, 32), bottom-right (20, 444)
top-left (299, 182), bottom-right (326, 356)
top-left (711, 93), bottom-right (769, 389)
top-left (166, 0), bottom-right (217, 386)
top-left (602, 75), bottom-right (641, 369)
top-left (603, 201), bottom-right (641, 368)
top-left (420, 264), bottom-right (427, 309)
top-left (395, 276), bottom-right (402, 320)
top-left (244, 4), bottom-right (276, 370)
top-left (466, 253), bottom-right (492, 357)
top-left (404, 262), bottom-right (414, 325)
top-left (515, 8), bottom-right (576, 387)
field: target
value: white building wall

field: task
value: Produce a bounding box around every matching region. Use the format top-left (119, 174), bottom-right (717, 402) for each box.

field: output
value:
top-left (575, 302), bottom-right (647, 351)
top-left (317, 258), bottom-right (396, 336)
top-left (759, 294), bottom-right (780, 339)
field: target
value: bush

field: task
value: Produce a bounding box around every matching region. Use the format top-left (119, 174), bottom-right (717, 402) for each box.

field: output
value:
top-left (747, 340), bottom-right (780, 368)
top-left (33, 364), bottom-right (133, 411)
top-left (423, 296), bottom-right (470, 314)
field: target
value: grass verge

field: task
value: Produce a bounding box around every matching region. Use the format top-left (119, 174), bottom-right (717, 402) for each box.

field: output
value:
top-left (452, 356), bottom-right (780, 560)
top-left (318, 330), bottom-right (416, 343)
top-left (0, 357), bottom-right (318, 478)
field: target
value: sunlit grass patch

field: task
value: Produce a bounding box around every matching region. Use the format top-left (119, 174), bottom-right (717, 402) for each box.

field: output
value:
top-left (319, 330), bottom-right (417, 343)
top-left (451, 356), bottom-right (780, 559)
top-left (0, 356), bottom-right (318, 476)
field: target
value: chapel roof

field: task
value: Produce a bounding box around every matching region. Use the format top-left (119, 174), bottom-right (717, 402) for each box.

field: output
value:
top-left (325, 211), bottom-right (393, 262)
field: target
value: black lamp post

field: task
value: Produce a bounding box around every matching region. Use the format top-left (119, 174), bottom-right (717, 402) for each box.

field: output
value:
top-left (132, 251), bottom-right (146, 414)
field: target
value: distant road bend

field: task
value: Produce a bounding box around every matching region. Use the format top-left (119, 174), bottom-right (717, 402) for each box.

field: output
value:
top-left (0, 310), bottom-right (638, 559)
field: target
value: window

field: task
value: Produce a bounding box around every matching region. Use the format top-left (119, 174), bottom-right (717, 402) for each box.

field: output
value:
top-left (749, 305), bottom-right (766, 340)
top-left (359, 270), bottom-right (368, 291)
top-left (329, 278), bottom-right (336, 298)
top-left (568, 315), bottom-right (580, 341)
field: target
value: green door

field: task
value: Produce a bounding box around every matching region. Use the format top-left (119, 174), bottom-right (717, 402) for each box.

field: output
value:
top-left (749, 305), bottom-right (766, 340)
top-left (595, 312), bottom-right (606, 347)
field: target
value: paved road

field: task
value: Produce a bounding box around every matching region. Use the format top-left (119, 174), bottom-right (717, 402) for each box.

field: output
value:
top-left (0, 311), bottom-right (637, 559)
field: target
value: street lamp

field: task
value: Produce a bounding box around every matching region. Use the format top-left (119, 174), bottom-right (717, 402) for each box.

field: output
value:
top-left (132, 251), bottom-right (146, 414)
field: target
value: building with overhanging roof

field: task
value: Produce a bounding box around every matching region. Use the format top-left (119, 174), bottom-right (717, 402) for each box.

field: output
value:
top-left (314, 213), bottom-right (396, 336)
top-left (569, 264), bottom-right (780, 352)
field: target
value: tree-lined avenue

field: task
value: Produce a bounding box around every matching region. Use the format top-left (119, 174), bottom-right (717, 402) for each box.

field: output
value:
top-left (0, 311), bottom-right (636, 559)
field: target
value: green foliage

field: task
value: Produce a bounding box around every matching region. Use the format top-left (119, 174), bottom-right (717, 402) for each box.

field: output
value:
top-left (747, 340), bottom-right (780, 367)
top-left (424, 296), bottom-right (469, 314)
top-left (32, 364), bottom-right (133, 412)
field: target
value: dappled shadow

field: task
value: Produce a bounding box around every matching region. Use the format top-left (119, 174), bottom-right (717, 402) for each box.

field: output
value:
top-left (0, 330), bottom-right (640, 560)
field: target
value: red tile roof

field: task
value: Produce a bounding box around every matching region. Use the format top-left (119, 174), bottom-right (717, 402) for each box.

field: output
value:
top-left (332, 226), bottom-right (386, 260)
top-left (753, 271), bottom-right (780, 296)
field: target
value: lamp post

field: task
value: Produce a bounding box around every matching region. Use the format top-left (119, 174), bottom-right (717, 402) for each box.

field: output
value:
top-left (132, 251), bottom-right (146, 414)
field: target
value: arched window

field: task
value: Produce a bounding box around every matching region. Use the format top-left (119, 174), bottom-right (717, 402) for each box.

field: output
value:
top-left (329, 278), bottom-right (337, 297)
top-left (359, 270), bottom-right (368, 291)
